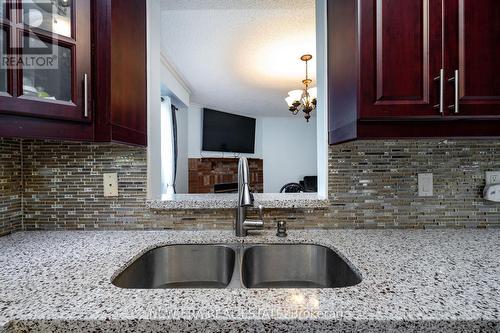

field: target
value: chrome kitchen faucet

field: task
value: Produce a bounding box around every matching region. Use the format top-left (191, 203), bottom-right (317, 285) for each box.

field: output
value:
top-left (235, 157), bottom-right (264, 237)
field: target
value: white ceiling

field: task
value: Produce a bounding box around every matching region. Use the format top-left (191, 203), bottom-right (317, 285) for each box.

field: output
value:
top-left (160, 0), bottom-right (316, 117)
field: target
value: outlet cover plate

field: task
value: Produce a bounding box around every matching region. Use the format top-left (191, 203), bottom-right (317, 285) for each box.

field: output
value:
top-left (486, 171), bottom-right (500, 185)
top-left (103, 173), bottom-right (118, 197)
top-left (418, 173), bottom-right (433, 197)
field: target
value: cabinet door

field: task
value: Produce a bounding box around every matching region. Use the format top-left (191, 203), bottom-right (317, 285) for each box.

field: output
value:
top-left (444, 0), bottom-right (500, 117)
top-left (1, 1), bottom-right (13, 98)
top-left (0, 0), bottom-right (91, 122)
top-left (359, 0), bottom-right (444, 118)
top-left (93, 0), bottom-right (147, 146)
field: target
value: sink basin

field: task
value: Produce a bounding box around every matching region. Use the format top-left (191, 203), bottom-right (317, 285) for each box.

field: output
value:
top-left (113, 243), bottom-right (361, 289)
top-left (112, 245), bottom-right (235, 289)
top-left (241, 244), bottom-right (361, 288)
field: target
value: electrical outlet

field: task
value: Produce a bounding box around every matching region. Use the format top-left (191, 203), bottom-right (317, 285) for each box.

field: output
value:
top-left (418, 173), bottom-right (433, 197)
top-left (486, 171), bottom-right (500, 185)
top-left (103, 173), bottom-right (118, 197)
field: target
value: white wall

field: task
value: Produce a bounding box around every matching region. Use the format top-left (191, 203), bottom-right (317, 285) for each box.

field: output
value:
top-left (152, 16), bottom-right (192, 197)
top-left (315, 0), bottom-right (329, 199)
top-left (187, 104), bottom-right (263, 159)
top-left (147, 0), bottom-right (162, 200)
top-left (262, 117), bottom-right (318, 193)
top-left (183, 103), bottom-right (317, 193)
top-left (151, 0), bottom-right (327, 199)
top-left (175, 107), bottom-right (189, 193)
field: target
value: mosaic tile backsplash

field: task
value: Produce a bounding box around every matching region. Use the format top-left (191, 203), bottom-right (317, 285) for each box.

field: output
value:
top-left (328, 140), bottom-right (500, 228)
top-left (0, 138), bottom-right (22, 236)
top-left (0, 138), bottom-right (499, 235)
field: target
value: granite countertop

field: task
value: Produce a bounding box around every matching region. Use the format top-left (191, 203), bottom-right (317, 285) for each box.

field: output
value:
top-left (0, 230), bottom-right (499, 332)
top-left (147, 193), bottom-right (329, 210)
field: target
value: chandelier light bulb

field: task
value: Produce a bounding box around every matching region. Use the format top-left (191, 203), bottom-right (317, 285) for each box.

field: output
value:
top-left (285, 96), bottom-right (295, 108)
top-left (287, 90), bottom-right (303, 102)
top-left (308, 87), bottom-right (318, 100)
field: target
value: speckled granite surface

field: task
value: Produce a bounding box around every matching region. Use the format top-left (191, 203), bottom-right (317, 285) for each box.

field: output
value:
top-left (0, 230), bottom-right (499, 332)
top-left (147, 193), bottom-right (329, 210)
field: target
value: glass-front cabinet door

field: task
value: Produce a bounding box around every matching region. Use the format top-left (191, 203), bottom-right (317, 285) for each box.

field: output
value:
top-left (1, 27), bottom-right (8, 94)
top-left (1, 1), bottom-right (10, 95)
top-left (0, 0), bottom-right (90, 121)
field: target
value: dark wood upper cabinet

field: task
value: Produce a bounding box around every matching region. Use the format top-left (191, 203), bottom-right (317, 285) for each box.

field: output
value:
top-left (445, 0), bottom-right (500, 117)
top-left (359, 0), bottom-right (443, 118)
top-left (329, 0), bottom-right (500, 144)
top-left (0, 0), bottom-right (147, 146)
top-left (0, 0), bottom-right (91, 122)
top-left (93, 0), bottom-right (147, 146)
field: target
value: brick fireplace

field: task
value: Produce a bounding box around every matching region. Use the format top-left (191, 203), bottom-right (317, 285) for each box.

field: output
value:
top-left (188, 158), bottom-right (263, 193)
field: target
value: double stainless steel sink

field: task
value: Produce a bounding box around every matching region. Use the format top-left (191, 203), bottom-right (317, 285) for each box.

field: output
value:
top-left (112, 244), bottom-right (362, 289)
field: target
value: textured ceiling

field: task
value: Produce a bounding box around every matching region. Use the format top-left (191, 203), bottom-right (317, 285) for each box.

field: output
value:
top-left (161, 0), bottom-right (314, 11)
top-left (160, 0), bottom-right (316, 117)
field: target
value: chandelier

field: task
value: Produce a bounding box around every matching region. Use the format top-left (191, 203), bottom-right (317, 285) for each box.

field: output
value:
top-left (285, 54), bottom-right (317, 122)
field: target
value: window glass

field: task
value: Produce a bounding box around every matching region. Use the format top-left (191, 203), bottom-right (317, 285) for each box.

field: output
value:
top-left (22, 35), bottom-right (71, 101)
top-left (0, 29), bottom-right (6, 92)
top-left (23, 0), bottom-right (72, 38)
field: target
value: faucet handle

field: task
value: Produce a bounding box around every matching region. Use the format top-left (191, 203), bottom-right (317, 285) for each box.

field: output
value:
top-left (258, 204), bottom-right (263, 220)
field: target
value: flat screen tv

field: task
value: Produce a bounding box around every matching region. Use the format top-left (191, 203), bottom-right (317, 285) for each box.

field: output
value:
top-left (202, 108), bottom-right (256, 154)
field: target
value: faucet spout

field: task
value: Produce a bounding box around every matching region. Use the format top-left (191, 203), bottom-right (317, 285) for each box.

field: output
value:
top-left (240, 183), bottom-right (253, 207)
top-left (238, 158), bottom-right (253, 207)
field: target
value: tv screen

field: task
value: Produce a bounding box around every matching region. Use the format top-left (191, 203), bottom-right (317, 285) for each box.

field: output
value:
top-left (202, 108), bottom-right (256, 154)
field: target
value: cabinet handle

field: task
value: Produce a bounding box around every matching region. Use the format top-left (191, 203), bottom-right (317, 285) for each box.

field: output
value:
top-left (433, 69), bottom-right (444, 115)
top-left (448, 70), bottom-right (459, 114)
top-left (83, 74), bottom-right (88, 118)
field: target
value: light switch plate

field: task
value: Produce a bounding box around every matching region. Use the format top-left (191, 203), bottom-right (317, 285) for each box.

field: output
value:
top-left (418, 173), bottom-right (433, 197)
top-left (103, 173), bottom-right (118, 197)
top-left (486, 171), bottom-right (500, 185)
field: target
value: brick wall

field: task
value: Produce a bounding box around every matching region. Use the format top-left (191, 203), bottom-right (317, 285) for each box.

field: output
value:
top-left (188, 158), bottom-right (263, 193)
top-left (1, 138), bottom-right (500, 234)
top-left (0, 138), bottom-right (22, 236)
